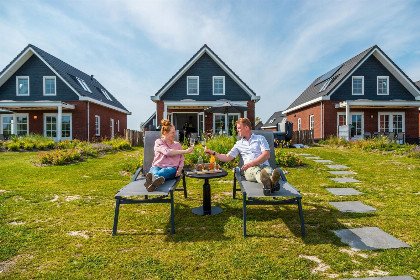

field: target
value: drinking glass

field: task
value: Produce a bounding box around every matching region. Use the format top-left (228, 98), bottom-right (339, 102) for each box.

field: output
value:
top-left (189, 138), bottom-right (195, 147)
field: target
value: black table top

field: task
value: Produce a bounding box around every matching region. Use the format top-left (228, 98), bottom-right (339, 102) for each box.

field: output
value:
top-left (185, 169), bottom-right (228, 179)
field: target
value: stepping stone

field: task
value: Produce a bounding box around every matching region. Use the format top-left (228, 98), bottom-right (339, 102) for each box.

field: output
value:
top-left (326, 164), bottom-right (349, 169)
top-left (330, 177), bottom-right (361, 183)
top-left (328, 171), bottom-right (356, 175)
top-left (341, 276), bottom-right (415, 280)
top-left (333, 227), bottom-right (410, 250)
top-left (326, 188), bottom-right (362, 196)
top-left (305, 156), bottom-right (322, 159)
top-left (295, 153), bottom-right (311, 156)
top-left (314, 159), bottom-right (334, 163)
top-left (329, 201), bottom-right (376, 213)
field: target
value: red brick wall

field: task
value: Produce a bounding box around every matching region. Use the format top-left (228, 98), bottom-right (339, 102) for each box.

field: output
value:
top-left (286, 102), bottom-right (324, 139)
top-left (87, 102), bottom-right (127, 141)
top-left (156, 101), bottom-right (164, 127)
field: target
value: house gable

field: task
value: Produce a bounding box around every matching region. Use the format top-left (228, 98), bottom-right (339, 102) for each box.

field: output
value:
top-left (161, 52), bottom-right (251, 101)
top-left (152, 45), bottom-right (259, 102)
top-left (330, 55), bottom-right (415, 101)
top-left (0, 54), bottom-right (79, 101)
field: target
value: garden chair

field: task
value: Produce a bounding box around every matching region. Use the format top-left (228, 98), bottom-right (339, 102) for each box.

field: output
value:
top-left (112, 130), bottom-right (187, 235)
top-left (233, 130), bottom-right (306, 237)
top-left (397, 132), bottom-right (405, 144)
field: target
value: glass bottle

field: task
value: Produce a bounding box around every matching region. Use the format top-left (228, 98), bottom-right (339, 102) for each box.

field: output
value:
top-left (197, 155), bottom-right (203, 171)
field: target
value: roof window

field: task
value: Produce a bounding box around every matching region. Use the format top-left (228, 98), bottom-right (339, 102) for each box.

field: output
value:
top-left (269, 118), bottom-right (276, 124)
top-left (76, 77), bottom-right (92, 93)
top-left (100, 89), bottom-right (113, 101)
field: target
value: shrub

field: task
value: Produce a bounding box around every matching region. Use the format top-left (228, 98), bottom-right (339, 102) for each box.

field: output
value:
top-left (6, 141), bottom-right (21, 151)
top-left (102, 138), bottom-right (131, 150)
top-left (37, 149), bottom-right (81, 165)
top-left (275, 149), bottom-right (304, 167)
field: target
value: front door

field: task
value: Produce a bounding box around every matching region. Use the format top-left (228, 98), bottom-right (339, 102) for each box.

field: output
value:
top-left (351, 114), bottom-right (363, 139)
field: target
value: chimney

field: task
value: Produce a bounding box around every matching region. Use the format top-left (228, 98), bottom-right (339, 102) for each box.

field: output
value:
top-left (91, 75), bottom-right (94, 80)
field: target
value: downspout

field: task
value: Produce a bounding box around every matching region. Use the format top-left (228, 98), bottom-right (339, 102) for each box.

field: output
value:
top-left (87, 101), bottom-right (90, 141)
top-left (320, 101), bottom-right (323, 140)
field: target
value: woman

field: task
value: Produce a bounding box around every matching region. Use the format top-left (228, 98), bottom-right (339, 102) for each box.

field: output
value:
top-left (145, 119), bottom-right (194, 192)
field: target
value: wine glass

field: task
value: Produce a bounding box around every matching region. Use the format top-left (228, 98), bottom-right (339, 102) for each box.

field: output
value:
top-left (189, 138), bottom-right (195, 147)
top-left (200, 140), bottom-right (206, 154)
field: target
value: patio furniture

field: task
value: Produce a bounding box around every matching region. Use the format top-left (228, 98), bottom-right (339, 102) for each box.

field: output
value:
top-left (232, 130), bottom-right (306, 237)
top-left (387, 132), bottom-right (395, 141)
top-left (397, 132), bottom-right (405, 144)
top-left (363, 132), bottom-right (371, 139)
top-left (185, 169), bottom-right (228, 215)
top-left (112, 131), bottom-right (187, 235)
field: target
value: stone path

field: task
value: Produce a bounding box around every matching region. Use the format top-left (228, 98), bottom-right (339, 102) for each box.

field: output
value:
top-left (299, 152), bottom-right (409, 255)
top-left (329, 201), bottom-right (376, 213)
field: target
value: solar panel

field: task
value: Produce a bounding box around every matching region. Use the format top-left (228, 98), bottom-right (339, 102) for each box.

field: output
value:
top-left (315, 64), bottom-right (343, 85)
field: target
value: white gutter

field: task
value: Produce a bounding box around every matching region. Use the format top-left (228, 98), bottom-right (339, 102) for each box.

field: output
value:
top-left (79, 97), bottom-right (131, 114)
top-left (283, 96), bottom-right (325, 114)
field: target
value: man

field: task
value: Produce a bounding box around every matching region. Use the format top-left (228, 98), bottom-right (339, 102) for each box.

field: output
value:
top-left (205, 118), bottom-right (280, 195)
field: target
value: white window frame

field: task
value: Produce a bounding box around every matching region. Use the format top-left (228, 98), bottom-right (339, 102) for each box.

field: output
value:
top-left (377, 76), bottom-right (389, 95)
top-left (43, 76), bottom-right (57, 96)
top-left (95, 115), bottom-right (100, 136)
top-left (0, 113), bottom-right (29, 136)
top-left (337, 112), bottom-right (364, 139)
top-left (309, 115), bottom-right (314, 130)
top-left (378, 112), bottom-right (405, 133)
top-left (16, 76), bottom-right (30, 96)
top-left (212, 76), bottom-right (225, 95)
top-left (297, 118), bottom-right (301, 131)
top-left (100, 89), bottom-right (112, 101)
top-left (76, 77), bottom-right (92, 93)
top-left (43, 113), bottom-right (72, 140)
top-left (187, 76), bottom-right (199, 95)
top-left (352, 76), bottom-right (364, 95)
top-left (213, 113), bottom-right (240, 135)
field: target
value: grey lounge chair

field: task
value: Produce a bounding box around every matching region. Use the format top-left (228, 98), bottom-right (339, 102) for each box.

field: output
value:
top-left (233, 130), bottom-right (306, 237)
top-left (112, 131), bottom-right (187, 235)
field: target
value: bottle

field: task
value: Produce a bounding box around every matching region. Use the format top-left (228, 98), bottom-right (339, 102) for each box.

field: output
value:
top-left (197, 155), bottom-right (203, 171)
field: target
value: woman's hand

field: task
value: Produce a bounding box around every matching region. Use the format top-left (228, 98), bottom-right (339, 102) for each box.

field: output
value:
top-left (176, 169), bottom-right (182, 177)
top-left (185, 147), bottom-right (194, 154)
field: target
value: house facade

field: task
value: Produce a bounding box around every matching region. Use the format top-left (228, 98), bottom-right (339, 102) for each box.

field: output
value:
top-left (261, 111), bottom-right (286, 131)
top-left (148, 44), bottom-right (260, 139)
top-left (284, 45), bottom-right (420, 143)
top-left (0, 44), bottom-right (130, 141)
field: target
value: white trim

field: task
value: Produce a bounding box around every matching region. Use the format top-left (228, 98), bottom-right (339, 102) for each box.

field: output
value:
top-left (261, 125), bottom-right (276, 129)
top-left (338, 100), bottom-right (420, 107)
top-left (213, 112), bottom-right (240, 135)
top-left (337, 111), bottom-right (364, 139)
top-left (16, 76), bottom-right (30, 96)
top-left (0, 101), bottom-right (75, 109)
top-left (43, 112), bottom-right (72, 141)
top-left (187, 76), bottom-right (199, 95)
top-left (0, 113), bottom-right (29, 136)
top-left (352, 76), bottom-right (364, 95)
top-left (297, 118), bottom-right (301, 131)
top-left (309, 114), bottom-right (314, 130)
top-left (95, 115), bottom-right (100, 136)
top-left (283, 97), bottom-right (325, 114)
top-left (164, 100), bottom-right (248, 107)
top-left (378, 111), bottom-right (405, 133)
top-left (152, 46), bottom-right (260, 101)
top-left (78, 97), bottom-right (131, 114)
top-left (377, 76), bottom-right (389, 95)
top-left (212, 76), bottom-right (225, 95)
top-left (43, 76), bottom-right (57, 96)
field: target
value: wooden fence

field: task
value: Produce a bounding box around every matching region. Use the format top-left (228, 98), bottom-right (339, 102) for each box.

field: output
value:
top-left (124, 129), bottom-right (143, 147)
top-left (291, 130), bottom-right (314, 145)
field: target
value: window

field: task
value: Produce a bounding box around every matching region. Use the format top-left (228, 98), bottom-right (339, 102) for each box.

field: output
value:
top-left (100, 89), bottom-right (112, 101)
top-left (338, 115), bottom-right (346, 126)
top-left (187, 76), bottom-right (199, 95)
top-left (379, 112), bottom-right (404, 133)
top-left (1, 114), bottom-right (28, 137)
top-left (213, 113), bottom-right (240, 135)
top-left (16, 76), bottom-right (30, 96)
top-left (76, 77), bottom-right (92, 93)
top-left (319, 79), bottom-right (331, 92)
top-left (269, 118), bottom-right (276, 124)
top-left (377, 76), bottom-right (389, 95)
top-left (117, 120), bottom-right (120, 132)
top-left (338, 113), bottom-right (364, 138)
top-left (309, 115), bottom-right (314, 130)
top-left (95, 115), bottom-right (100, 136)
top-left (352, 76), bottom-right (364, 95)
top-left (44, 114), bottom-right (72, 140)
top-left (43, 76), bottom-right (56, 96)
top-left (297, 118), bottom-right (301, 131)
top-left (227, 114), bottom-right (239, 136)
top-left (213, 76), bottom-right (225, 95)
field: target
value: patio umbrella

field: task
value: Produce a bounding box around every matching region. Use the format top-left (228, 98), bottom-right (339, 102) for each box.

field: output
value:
top-left (205, 101), bottom-right (248, 134)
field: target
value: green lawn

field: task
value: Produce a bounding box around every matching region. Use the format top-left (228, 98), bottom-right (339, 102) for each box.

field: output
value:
top-left (0, 147), bottom-right (419, 279)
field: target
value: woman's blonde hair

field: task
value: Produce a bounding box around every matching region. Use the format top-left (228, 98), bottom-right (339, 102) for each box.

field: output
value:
top-left (160, 119), bottom-right (174, 135)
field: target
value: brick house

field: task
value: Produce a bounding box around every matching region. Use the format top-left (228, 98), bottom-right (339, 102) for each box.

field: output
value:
top-left (0, 44), bottom-right (130, 141)
top-left (284, 45), bottom-right (420, 143)
top-left (261, 111), bottom-right (286, 131)
top-left (144, 44), bottom-right (260, 139)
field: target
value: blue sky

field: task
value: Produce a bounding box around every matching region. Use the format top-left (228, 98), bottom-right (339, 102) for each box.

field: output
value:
top-left (1, 0), bottom-right (420, 129)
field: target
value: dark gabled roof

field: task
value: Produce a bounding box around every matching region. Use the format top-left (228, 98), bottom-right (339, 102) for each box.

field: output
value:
top-left (286, 46), bottom-right (376, 111)
top-left (262, 111), bottom-right (286, 127)
top-left (141, 112), bottom-right (156, 129)
top-left (153, 44), bottom-right (258, 100)
top-left (415, 81), bottom-right (420, 90)
top-left (0, 44), bottom-right (129, 113)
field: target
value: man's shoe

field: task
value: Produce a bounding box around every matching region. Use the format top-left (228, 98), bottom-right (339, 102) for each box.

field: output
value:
top-left (147, 176), bottom-right (165, 192)
top-left (260, 169), bottom-right (272, 195)
top-left (144, 172), bottom-right (153, 188)
top-left (271, 169), bottom-right (281, 192)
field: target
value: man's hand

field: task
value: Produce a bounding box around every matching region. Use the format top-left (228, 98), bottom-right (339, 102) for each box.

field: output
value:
top-left (204, 149), bottom-right (214, 155)
top-left (241, 163), bottom-right (253, 171)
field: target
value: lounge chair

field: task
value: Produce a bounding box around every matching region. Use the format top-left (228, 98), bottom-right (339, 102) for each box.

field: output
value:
top-left (233, 130), bottom-right (306, 237)
top-left (112, 131), bottom-right (187, 235)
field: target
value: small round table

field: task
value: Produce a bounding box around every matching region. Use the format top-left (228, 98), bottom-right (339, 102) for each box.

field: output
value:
top-left (185, 169), bottom-right (228, 215)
